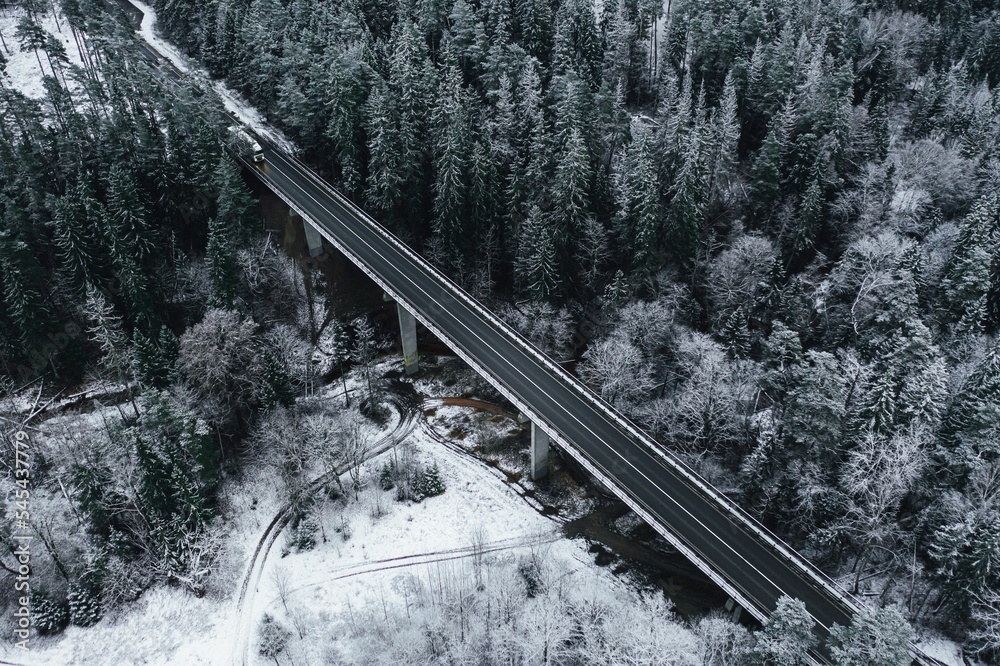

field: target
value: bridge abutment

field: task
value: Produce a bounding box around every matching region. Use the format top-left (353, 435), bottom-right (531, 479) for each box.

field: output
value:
top-left (397, 303), bottom-right (419, 375)
top-left (530, 422), bottom-right (549, 480)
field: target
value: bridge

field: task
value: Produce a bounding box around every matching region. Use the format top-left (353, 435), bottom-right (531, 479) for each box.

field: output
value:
top-left (241, 147), bottom-right (944, 665)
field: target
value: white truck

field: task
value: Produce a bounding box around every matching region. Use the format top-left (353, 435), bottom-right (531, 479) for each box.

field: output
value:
top-left (228, 125), bottom-right (265, 163)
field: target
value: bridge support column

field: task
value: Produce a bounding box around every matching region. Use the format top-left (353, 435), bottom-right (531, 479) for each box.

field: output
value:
top-left (302, 218), bottom-right (324, 258)
top-left (724, 598), bottom-right (742, 623)
top-left (397, 304), bottom-right (419, 375)
top-left (530, 422), bottom-right (549, 480)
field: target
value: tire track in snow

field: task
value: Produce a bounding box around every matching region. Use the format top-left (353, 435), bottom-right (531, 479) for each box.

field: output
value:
top-left (230, 397), bottom-right (417, 666)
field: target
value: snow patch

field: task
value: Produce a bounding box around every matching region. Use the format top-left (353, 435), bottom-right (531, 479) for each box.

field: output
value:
top-left (914, 634), bottom-right (972, 666)
top-left (0, 9), bottom-right (85, 99)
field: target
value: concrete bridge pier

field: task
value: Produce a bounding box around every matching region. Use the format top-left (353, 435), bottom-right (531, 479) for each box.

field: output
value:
top-left (397, 304), bottom-right (419, 375)
top-left (724, 597), bottom-right (743, 623)
top-left (302, 217), bottom-right (324, 258)
top-left (530, 422), bottom-right (549, 480)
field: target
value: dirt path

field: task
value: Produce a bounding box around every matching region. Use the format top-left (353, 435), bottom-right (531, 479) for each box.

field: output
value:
top-left (423, 396), bottom-right (520, 421)
top-left (229, 395), bottom-right (418, 666)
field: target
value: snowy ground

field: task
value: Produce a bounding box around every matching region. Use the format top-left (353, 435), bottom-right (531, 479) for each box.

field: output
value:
top-left (0, 8), bottom-right (85, 98)
top-left (12, 360), bottom-right (670, 665)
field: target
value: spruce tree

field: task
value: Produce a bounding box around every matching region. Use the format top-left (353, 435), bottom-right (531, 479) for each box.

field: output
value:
top-left (939, 345), bottom-right (1000, 483)
top-left (431, 64), bottom-right (471, 270)
top-left (666, 128), bottom-right (706, 267)
top-left (549, 126), bottom-right (592, 271)
top-left (748, 595), bottom-right (816, 666)
top-left (51, 189), bottom-right (98, 291)
top-left (206, 215), bottom-right (239, 308)
top-left (750, 96), bottom-right (796, 228)
top-left (32, 593), bottom-right (70, 635)
top-left (67, 582), bottom-right (101, 627)
top-left (614, 124), bottom-right (660, 276)
top-left (515, 206), bottom-right (560, 301)
top-left (365, 82), bottom-right (404, 220)
top-left (941, 193), bottom-right (999, 334)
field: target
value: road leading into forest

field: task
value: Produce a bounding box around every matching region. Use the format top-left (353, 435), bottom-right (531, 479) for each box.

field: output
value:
top-left (245, 148), bottom-right (948, 665)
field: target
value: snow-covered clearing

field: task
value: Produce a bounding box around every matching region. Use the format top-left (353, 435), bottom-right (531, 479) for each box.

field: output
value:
top-left (0, 9), bottom-right (85, 98)
top-left (914, 634), bottom-right (976, 666)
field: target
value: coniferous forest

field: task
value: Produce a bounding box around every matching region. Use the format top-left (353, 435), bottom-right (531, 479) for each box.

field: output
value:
top-left (2, 0), bottom-right (1000, 661)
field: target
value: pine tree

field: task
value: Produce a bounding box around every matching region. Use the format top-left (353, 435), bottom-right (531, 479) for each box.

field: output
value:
top-left (827, 606), bottom-right (913, 666)
top-left (324, 48), bottom-right (367, 194)
top-left (468, 138), bottom-right (501, 271)
top-left (508, 61), bottom-right (548, 224)
top-left (666, 128), bottom-right (706, 267)
top-left (83, 284), bottom-right (131, 380)
top-left (105, 165), bottom-right (155, 262)
top-left (15, 16), bottom-right (47, 77)
top-left (940, 193), bottom-right (999, 333)
top-left (50, 186), bottom-right (98, 291)
top-left (602, 0), bottom-right (634, 94)
top-left (133, 393), bottom-right (217, 540)
top-left (388, 20), bottom-right (435, 221)
top-left (213, 157), bottom-right (256, 240)
top-left (748, 596), bottom-right (816, 666)
top-left (67, 583), bottom-right (101, 627)
top-left (548, 126), bottom-right (592, 271)
top-left (614, 124), bottom-right (660, 275)
top-left (550, 0), bottom-right (600, 85)
top-left (514, 0), bottom-right (552, 63)
top-left (783, 170), bottom-right (822, 264)
top-left (32, 593), bottom-right (70, 635)
top-left (515, 206), bottom-right (560, 301)
top-left (1, 238), bottom-right (55, 354)
top-left (431, 64), bottom-right (471, 270)
top-left (721, 308), bottom-right (752, 359)
top-left (365, 82), bottom-right (405, 219)
top-left (750, 96), bottom-right (796, 228)
top-left (421, 462), bottom-right (446, 497)
top-left (939, 345), bottom-right (1000, 483)
top-left (206, 215), bottom-right (239, 308)
top-left (706, 71), bottom-right (740, 202)
top-left (448, 0), bottom-right (487, 76)
top-left (132, 326), bottom-right (176, 390)
top-left (257, 613), bottom-right (291, 661)
top-left (99, 208), bottom-right (153, 326)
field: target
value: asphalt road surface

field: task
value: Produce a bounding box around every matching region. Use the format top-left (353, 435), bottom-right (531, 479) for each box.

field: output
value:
top-left (247, 146), bottom-right (941, 665)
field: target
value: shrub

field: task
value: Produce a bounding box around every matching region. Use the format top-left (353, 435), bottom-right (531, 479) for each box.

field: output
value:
top-left (32, 593), bottom-right (70, 635)
top-left (67, 583), bottom-right (102, 627)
